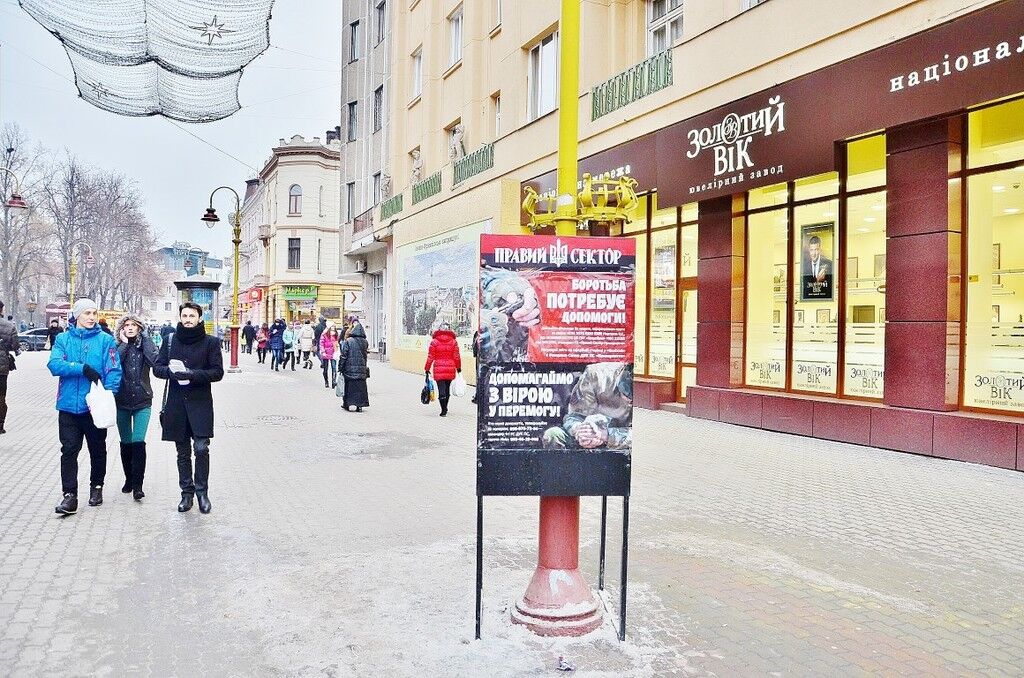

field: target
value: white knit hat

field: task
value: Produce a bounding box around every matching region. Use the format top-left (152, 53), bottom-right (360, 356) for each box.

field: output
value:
top-left (71, 298), bottom-right (97, 319)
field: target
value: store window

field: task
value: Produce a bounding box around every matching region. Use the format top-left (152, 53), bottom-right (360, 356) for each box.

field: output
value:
top-left (965, 98), bottom-right (1024, 412)
top-left (625, 194), bottom-right (649, 369)
top-left (791, 198), bottom-right (839, 393)
top-left (742, 138), bottom-right (885, 397)
top-left (745, 205), bottom-right (788, 388)
top-left (649, 203), bottom-right (678, 377)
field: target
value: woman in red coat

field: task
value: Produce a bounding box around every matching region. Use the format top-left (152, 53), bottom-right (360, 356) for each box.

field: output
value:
top-left (424, 322), bottom-right (462, 416)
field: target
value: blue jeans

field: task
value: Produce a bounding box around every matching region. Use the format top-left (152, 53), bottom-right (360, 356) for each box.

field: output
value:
top-left (116, 407), bottom-right (151, 444)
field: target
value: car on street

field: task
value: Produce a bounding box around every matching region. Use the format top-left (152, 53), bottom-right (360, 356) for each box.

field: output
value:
top-left (18, 327), bottom-right (51, 352)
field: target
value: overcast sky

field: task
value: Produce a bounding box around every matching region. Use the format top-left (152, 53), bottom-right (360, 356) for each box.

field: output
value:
top-left (0, 0), bottom-right (341, 258)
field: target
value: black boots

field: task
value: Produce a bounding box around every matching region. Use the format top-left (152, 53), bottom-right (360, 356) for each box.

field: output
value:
top-left (120, 443), bottom-right (132, 493)
top-left (440, 397), bottom-right (449, 416)
top-left (88, 486), bottom-right (103, 506)
top-left (196, 491), bottom-right (212, 514)
top-left (120, 441), bottom-right (147, 498)
top-left (178, 493), bottom-right (193, 512)
top-left (55, 493), bottom-right (77, 515)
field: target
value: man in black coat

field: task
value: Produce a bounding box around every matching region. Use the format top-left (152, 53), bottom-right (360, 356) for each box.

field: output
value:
top-left (241, 320), bottom-right (257, 354)
top-left (154, 302), bottom-right (224, 514)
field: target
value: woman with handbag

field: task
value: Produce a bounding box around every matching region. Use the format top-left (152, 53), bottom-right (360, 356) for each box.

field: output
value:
top-left (114, 313), bottom-right (159, 501)
top-left (338, 321), bottom-right (369, 412)
top-left (424, 322), bottom-right (462, 417)
top-left (255, 323), bottom-right (270, 364)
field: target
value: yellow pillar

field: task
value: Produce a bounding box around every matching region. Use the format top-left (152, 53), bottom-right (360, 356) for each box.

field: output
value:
top-left (554, 0), bottom-right (580, 237)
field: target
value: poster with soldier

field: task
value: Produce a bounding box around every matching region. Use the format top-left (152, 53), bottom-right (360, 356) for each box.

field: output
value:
top-left (477, 235), bottom-right (635, 497)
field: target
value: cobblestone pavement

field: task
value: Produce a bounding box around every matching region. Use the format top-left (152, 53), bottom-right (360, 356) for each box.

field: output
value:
top-left (1, 350), bottom-right (1023, 677)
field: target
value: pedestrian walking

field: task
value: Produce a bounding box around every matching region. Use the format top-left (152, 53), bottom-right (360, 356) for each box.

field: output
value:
top-left (0, 301), bottom-right (19, 435)
top-left (298, 320), bottom-right (315, 369)
top-left (282, 322), bottom-right (298, 371)
top-left (153, 302), bottom-right (224, 514)
top-left (46, 318), bottom-right (62, 350)
top-left (48, 298), bottom-right (123, 515)
top-left (319, 325), bottom-right (339, 389)
top-left (242, 320), bottom-right (257, 354)
top-left (338, 321), bottom-right (369, 412)
top-left (255, 323), bottom-right (270, 364)
top-left (424, 322), bottom-right (462, 417)
top-left (114, 313), bottom-right (158, 501)
top-left (312, 315), bottom-right (326, 354)
top-left (269, 319), bottom-right (285, 370)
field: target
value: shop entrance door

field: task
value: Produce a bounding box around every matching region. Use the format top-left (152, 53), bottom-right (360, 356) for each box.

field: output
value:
top-left (676, 278), bottom-right (698, 401)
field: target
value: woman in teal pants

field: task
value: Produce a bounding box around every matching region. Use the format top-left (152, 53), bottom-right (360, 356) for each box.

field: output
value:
top-left (115, 313), bottom-right (159, 501)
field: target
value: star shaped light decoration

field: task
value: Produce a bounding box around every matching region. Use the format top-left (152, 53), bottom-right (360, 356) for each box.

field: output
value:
top-left (189, 15), bottom-right (236, 46)
top-left (85, 81), bottom-right (111, 98)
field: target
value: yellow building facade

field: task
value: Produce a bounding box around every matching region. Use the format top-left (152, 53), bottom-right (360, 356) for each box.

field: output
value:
top-left (377, 0), bottom-right (1024, 472)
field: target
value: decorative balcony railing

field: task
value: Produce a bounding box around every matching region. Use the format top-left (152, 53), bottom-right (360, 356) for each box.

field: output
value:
top-left (380, 193), bottom-right (404, 220)
top-left (411, 171), bottom-right (442, 205)
top-left (591, 49), bottom-right (673, 121)
top-left (453, 143), bottom-right (495, 186)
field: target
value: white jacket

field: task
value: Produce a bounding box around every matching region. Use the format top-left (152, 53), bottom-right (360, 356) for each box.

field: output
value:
top-left (298, 324), bottom-right (316, 351)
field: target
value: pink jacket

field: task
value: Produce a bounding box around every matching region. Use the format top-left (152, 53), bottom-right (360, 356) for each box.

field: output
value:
top-left (319, 332), bottom-right (339, 360)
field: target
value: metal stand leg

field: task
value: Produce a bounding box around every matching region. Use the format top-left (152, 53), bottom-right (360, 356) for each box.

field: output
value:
top-left (598, 495), bottom-right (608, 591)
top-left (475, 494), bottom-right (483, 640)
top-left (619, 495), bottom-right (629, 642)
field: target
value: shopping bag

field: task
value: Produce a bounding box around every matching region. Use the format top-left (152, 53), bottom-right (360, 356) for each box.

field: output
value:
top-left (86, 381), bottom-right (117, 429)
top-left (420, 375), bottom-right (431, 405)
top-left (335, 380), bottom-right (345, 398)
top-left (452, 373), bottom-right (467, 397)
top-left (429, 377), bottom-right (437, 402)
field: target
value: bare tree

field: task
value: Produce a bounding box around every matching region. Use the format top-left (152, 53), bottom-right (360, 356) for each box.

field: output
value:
top-left (0, 124), bottom-right (54, 319)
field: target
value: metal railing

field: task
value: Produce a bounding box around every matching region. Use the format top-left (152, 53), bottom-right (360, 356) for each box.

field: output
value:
top-left (453, 143), bottom-right (495, 186)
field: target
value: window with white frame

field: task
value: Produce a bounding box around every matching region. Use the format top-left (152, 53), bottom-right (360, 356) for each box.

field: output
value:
top-left (411, 47), bottom-right (423, 98)
top-left (373, 173), bottom-right (381, 205)
top-left (318, 185), bottom-right (324, 217)
top-left (648, 0), bottom-right (683, 56)
top-left (373, 86), bottom-right (383, 131)
top-left (287, 238), bottom-right (301, 270)
top-left (376, 1), bottom-right (386, 44)
top-left (528, 32), bottom-right (558, 121)
top-left (349, 21), bottom-right (360, 61)
top-left (288, 184), bottom-right (302, 214)
top-left (347, 101), bottom-right (358, 141)
top-left (346, 182), bottom-right (356, 222)
top-left (448, 6), bottom-right (463, 67)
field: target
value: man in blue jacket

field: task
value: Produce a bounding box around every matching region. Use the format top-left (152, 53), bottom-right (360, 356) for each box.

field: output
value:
top-left (48, 298), bottom-right (122, 515)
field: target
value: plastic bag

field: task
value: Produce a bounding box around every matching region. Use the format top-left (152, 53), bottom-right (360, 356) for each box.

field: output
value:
top-left (452, 373), bottom-right (467, 397)
top-left (86, 381), bottom-right (117, 429)
top-left (420, 377), bottom-right (431, 405)
top-left (335, 380), bottom-right (345, 398)
top-left (429, 377), bottom-right (437, 402)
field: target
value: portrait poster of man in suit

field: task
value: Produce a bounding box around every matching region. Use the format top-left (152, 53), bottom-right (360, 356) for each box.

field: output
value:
top-left (800, 223), bottom-right (835, 301)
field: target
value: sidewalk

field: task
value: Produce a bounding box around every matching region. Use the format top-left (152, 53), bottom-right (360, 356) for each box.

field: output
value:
top-left (1, 349), bottom-right (1022, 676)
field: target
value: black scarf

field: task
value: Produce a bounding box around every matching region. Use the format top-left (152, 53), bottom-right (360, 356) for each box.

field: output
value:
top-left (175, 322), bottom-right (207, 344)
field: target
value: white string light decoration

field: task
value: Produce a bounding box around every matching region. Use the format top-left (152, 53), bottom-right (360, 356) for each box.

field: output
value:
top-left (19, 0), bottom-right (276, 123)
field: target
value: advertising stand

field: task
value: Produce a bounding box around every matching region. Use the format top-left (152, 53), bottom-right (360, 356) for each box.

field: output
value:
top-left (474, 234), bottom-right (635, 640)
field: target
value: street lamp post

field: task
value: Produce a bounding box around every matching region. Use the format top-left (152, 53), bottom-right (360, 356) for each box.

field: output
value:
top-left (26, 300), bottom-right (37, 326)
top-left (0, 166), bottom-right (29, 211)
top-left (68, 241), bottom-right (95, 308)
top-left (201, 187), bottom-right (243, 373)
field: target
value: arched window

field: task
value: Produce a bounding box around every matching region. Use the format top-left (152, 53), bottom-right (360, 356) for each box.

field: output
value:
top-left (289, 184), bottom-right (302, 214)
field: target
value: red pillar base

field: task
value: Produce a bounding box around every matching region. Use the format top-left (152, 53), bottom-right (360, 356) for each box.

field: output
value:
top-left (511, 567), bottom-right (602, 637)
top-left (512, 496), bottom-right (603, 637)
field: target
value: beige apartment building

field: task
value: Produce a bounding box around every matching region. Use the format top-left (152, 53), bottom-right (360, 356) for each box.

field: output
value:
top-left (372, 0), bottom-right (1024, 472)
